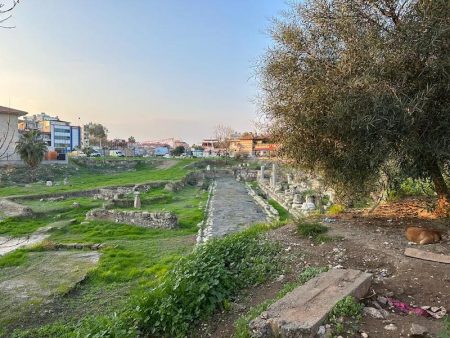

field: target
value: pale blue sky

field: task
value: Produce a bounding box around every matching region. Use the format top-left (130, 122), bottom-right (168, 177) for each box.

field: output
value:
top-left (0, 0), bottom-right (288, 144)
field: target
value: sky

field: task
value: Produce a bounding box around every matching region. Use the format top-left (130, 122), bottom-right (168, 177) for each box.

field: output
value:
top-left (0, 0), bottom-right (289, 144)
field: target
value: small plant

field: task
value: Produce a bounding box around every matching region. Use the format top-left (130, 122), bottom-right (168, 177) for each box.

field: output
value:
top-left (328, 296), bottom-right (364, 336)
top-left (297, 222), bottom-right (332, 243)
top-left (439, 315), bottom-right (450, 338)
top-left (327, 204), bottom-right (345, 215)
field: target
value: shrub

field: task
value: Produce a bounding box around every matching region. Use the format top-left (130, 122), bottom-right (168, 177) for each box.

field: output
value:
top-left (327, 204), bottom-right (346, 215)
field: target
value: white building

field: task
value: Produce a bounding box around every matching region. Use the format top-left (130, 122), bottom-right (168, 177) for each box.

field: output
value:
top-left (0, 106), bottom-right (27, 164)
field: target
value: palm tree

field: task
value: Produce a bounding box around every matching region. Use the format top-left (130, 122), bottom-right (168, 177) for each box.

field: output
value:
top-left (16, 130), bottom-right (47, 181)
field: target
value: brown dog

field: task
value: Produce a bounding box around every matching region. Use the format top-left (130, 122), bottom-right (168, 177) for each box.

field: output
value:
top-left (406, 226), bottom-right (442, 245)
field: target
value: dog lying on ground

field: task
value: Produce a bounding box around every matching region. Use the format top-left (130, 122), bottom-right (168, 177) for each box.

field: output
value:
top-left (405, 226), bottom-right (442, 245)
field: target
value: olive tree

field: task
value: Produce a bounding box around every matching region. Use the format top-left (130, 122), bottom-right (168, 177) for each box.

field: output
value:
top-left (259, 0), bottom-right (449, 210)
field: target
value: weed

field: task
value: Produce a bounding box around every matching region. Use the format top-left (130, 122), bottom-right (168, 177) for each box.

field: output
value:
top-left (296, 221), bottom-right (333, 244)
top-left (328, 296), bottom-right (364, 336)
top-left (327, 204), bottom-right (345, 215)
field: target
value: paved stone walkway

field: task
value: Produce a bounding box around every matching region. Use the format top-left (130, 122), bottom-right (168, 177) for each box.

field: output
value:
top-left (202, 176), bottom-right (267, 240)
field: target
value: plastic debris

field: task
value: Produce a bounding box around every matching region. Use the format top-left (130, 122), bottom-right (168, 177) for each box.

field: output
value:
top-left (387, 298), bottom-right (447, 319)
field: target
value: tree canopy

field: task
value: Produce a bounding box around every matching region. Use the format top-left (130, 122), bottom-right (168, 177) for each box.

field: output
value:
top-left (260, 0), bottom-right (450, 206)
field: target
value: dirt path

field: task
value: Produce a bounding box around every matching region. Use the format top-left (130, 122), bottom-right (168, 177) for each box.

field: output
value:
top-left (196, 201), bottom-right (450, 338)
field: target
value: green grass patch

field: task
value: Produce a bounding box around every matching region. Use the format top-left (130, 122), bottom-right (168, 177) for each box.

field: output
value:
top-left (0, 249), bottom-right (29, 268)
top-left (12, 223), bottom-right (282, 338)
top-left (234, 266), bottom-right (328, 338)
top-left (0, 159), bottom-right (196, 198)
top-left (296, 221), bottom-right (334, 243)
top-left (328, 296), bottom-right (364, 336)
top-left (268, 199), bottom-right (290, 222)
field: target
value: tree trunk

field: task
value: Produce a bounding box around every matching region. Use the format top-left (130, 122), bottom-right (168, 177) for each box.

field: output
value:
top-left (427, 159), bottom-right (449, 216)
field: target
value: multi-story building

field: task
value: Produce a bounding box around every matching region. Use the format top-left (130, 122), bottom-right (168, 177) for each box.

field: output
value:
top-left (229, 133), bottom-right (278, 158)
top-left (0, 105), bottom-right (27, 164)
top-left (19, 113), bottom-right (81, 153)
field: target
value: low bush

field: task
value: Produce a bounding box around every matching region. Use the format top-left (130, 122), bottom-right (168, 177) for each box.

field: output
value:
top-left (327, 204), bottom-right (345, 215)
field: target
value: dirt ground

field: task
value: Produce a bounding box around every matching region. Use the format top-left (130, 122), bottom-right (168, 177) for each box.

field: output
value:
top-left (195, 199), bottom-right (450, 338)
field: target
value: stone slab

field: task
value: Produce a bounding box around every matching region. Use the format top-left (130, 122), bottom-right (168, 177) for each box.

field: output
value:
top-left (249, 269), bottom-right (373, 338)
top-left (404, 248), bottom-right (450, 264)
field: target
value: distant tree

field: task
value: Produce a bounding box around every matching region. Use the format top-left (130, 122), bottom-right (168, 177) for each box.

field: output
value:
top-left (128, 136), bottom-right (136, 144)
top-left (214, 124), bottom-right (235, 150)
top-left (88, 123), bottom-right (108, 147)
top-left (15, 130), bottom-right (47, 181)
top-left (260, 0), bottom-right (450, 211)
top-left (171, 146), bottom-right (185, 156)
top-left (0, 0), bottom-right (19, 29)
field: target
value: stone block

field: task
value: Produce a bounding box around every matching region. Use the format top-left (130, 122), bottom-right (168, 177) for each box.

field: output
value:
top-left (249, 269), bottom-right (372, 338)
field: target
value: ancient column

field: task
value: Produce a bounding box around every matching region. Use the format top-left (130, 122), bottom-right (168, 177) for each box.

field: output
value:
top-left (271, 163), bottom-right (277, 189)
top-left (134, 191), bottom-right (141, 209)
top-left (259, 165), bottom-right (265, 182)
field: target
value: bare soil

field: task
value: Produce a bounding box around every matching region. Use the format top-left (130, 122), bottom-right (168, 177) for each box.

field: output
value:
top-left (195, 198), bottom-right (450, 338)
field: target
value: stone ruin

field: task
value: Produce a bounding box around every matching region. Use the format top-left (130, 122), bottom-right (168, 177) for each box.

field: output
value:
top-left (0, 199), bottom-right (33, 217)
top-left (257, 163), bottom-right (335, 217)
top-left (86, 209), bottom-right (178, 229)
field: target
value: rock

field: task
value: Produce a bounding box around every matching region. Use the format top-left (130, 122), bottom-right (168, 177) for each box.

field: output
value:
top-left (363, 307), bottom-right (385, 319)
top-left (46, 181), bottom-right (53, 186)
top-left (276, 275), bottom-right (285, 282)
top-left (72, 202), bottom-right (80, 208)
top-left (377, 296), bottom-right (388, 305)
top-left (361, 332), bottom-right (369, 338)
top-left (249, 269), bottom-right (372, 337)
top-left (86, 208), bottom-right (178, 229)
top-left (384, 324), bottom-right (397, 331)
top-left (410, 323), bottom-right (428, 337)
top-left (317, 326), bottom-right (326, 336)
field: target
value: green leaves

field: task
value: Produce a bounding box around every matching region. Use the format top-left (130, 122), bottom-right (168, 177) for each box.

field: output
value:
top-left (135, 227), bottom-right (281, 337)
top-left (260, 0), bottom-right (450, 203)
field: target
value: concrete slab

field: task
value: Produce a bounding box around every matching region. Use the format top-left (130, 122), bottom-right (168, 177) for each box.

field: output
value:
top-left (405, 248), bottom-right (450, 264)
top-left (250, 269), bottom-right (372, 338)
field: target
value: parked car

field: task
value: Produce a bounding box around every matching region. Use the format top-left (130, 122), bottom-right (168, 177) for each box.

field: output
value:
top-left (89, 151), bottom-right (102, 157)
top-left (109, 150), bottom-right (125, 157)
top-left (68, 150), bottom-right (87, 158)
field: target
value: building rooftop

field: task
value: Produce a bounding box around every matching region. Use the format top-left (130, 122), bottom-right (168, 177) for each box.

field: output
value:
top-left (0, 105), bottom-right (27, 116)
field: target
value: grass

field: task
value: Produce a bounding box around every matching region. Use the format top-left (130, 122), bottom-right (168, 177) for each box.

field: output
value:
top-left (439, 315), bottom-right (450, 338)
top-left (0, 249), bottom-right (29, 268)
top-left (268, 199), bottom-right (290, 222)
top-left (233, 266), bottom-right (328, 338)
top-left (11, 223), bottom-right (282, 338)
top-left (296, 221), bottom-right (334, 243)
top-left (1, 181), bottom-right (209, 335)
top-left (0, 158), bottom-right (196, 198)
top-left (0, 198), bottom-right (103, 237)
top-left (116, 186), bottom-right (208, 228)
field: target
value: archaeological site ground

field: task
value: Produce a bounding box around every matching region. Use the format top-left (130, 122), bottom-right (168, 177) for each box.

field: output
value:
top-left (0, 157), bottom-right (448, 338)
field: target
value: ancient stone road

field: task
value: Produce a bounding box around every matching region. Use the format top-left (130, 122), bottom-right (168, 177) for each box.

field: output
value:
top-left (205, 175), bottom-right (267, 239)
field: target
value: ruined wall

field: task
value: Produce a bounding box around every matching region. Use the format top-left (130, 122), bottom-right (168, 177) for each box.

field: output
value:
top-left (0, 199), bottom-right (33, 217)
top-left (86, 209), bottom-right (178, 229)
